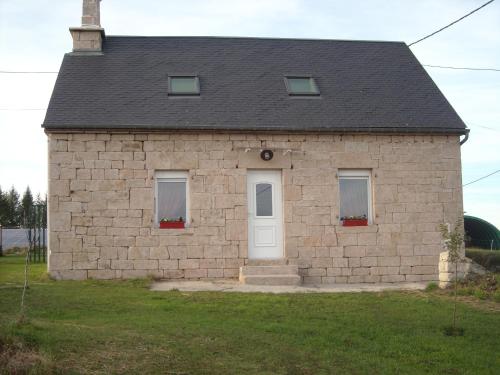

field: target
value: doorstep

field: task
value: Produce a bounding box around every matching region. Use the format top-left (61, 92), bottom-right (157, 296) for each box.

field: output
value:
top-left (150, 280), bottom-right (427, 294)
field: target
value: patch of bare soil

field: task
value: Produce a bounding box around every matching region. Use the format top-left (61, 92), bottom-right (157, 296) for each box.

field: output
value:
top-left (0, 337), bottom-right (54, 374)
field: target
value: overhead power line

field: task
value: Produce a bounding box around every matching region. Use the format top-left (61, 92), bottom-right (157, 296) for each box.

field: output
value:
top-left (409, 0), bottom-right (496, 47)
top-left (469, 124), bottom-right (500, 132)
top-left (423, 64), bottom-right (500, 72)
top-left (463, 169), bottom-right (500, 187)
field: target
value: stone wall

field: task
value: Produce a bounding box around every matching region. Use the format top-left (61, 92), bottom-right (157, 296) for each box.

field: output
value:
top-left (47, 132), bottom-right (463, 283)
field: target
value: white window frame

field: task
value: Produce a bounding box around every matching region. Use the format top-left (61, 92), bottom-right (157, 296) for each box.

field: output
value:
top-left (338, 169), bottom-right (373, 225)
top-left (155, 171), bottom-right (190, 227)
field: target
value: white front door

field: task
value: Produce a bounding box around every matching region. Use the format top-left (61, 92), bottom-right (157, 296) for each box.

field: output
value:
top-left (247, 170), bottom-right (283, 259)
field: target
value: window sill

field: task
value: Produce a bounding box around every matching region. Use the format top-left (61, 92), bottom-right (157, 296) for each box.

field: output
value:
top-left (151, 227), bottom-right (195, 236)
top-left (334, 224), bottom-right (378, 233)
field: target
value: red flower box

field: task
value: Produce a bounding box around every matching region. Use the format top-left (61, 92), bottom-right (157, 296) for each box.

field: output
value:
top-left (159, 221), bottom-right (185, 229)
top-left (342, 219), bottom-right (368, 227)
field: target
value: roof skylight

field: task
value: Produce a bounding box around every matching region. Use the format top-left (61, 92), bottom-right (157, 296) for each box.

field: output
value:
top-left (285, 77), bottom-right (320, 96)
top-left (168, 76), bottom-right (200, 95)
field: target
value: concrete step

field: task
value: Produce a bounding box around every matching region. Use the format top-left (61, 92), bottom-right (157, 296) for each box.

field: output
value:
top-left (239, 264), bottom-right (301, 286)
top-left (240, 265), bottom-right (298, 276)
top-left (240, 274), bottom-right (302, 286)
top-left (246, 259), bottom-right (287, 266)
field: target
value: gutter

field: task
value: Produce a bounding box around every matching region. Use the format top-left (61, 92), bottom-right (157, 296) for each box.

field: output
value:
top-left (42, 124), bottom-right (469, 136)
top-left (460, 128), bottom-right (470, 145)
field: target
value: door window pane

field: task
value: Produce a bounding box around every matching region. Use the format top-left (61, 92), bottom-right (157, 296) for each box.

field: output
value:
top-left (256, 183), bottom-right (273, 216)
top-left (339, 178), bottom-right (368, 219)
top-left (157, 179), bottom-right (186, 222)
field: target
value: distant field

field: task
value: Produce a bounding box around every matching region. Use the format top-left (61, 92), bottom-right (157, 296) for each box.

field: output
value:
top-left (1, 255), bottom-right (499, 374)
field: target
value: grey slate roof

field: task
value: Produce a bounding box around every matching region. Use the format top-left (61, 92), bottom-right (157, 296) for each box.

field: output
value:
top-left (43, 36), bottom-right (467, 134)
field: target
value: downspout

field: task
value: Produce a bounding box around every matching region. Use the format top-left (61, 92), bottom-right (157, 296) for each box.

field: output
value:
top-left (460, 128), bottom-right (470, 145)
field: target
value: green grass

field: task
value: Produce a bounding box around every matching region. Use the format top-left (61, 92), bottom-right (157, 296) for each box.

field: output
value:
top-left (1, 255), bottom-right (499, 374)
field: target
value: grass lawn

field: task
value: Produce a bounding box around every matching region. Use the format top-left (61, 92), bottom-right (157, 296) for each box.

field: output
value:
top-left (1, 255), bottom-right (499, 374)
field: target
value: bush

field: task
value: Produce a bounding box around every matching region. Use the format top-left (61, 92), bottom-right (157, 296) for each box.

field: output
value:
top-left (465, 249), bottom-right (500, 272)
top-left (493, 290), bottom-right (500, 303)
top-left (473, 290), bottom-right (488, 300)
top-left (425, 282), bottom-right (438, 292)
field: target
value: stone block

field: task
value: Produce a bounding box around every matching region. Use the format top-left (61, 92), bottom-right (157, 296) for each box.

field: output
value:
top-left (337, 233), bottom-right (357, 246)
top-left (224, 268), bottom-right (239, 278)
top-left (121, 270), bottom-right (163, 279)
top-left (128, 247), bottom-right (150, 259)
top-left (360, 257), bottom-right (377, 267)
top-left (129, 188), bottom-right (153, 209)
top-left (111, 260), bottom-right (134, 270)
top-left (358, 233), bottom-right (377, 246)
top-left (88, 270), bottom-right (116, 279)
top-left (159, 260), bottom-right (179, 269)
top-left (51, 180), bottom-right (70, 196)
top-left (50, 270), bottom-right (87, 280)
top-left (344, 246), bottom-right (366, 257)
top-left (332, 258), bottom-right (348, 268)
top-left (133, 260), bottom-right (159, 270)
top-left (311, 258), bottom-right (332, 268)
top-left (51, 212), bottom-right (71, 232)
top-left (113, 217), bottom-right (142, 227)
top-left (378, 256), bottom-right (400, 267)
top-left (186, 245), bottom-right (203, 258)
top-left (412, 265), bottom-right (436, 275)
top-left (381, 275), bottom-right (405, 283)
top-left (204, 245), bottom-right (222, 258)
top-left (226, 220), bottom-right (247, 241)
top-left (348, 258), bottom-right (361, 268)
top-left (150, 247), bottom-right (170, 259)
top-left (49, 253), bottom-right (73, 271)
top-left (59, 238), bottom-right (82, 252)
top-left (179, 259), bottom-right (200, 269)
top-left (327, 267), bottom-right (342, 276)
top-left (208, 269), bottom-right (224, 278)
top-left (185, 269), bottom-right (208, 279)
top-left (168, 246), bottom-right (187, 259)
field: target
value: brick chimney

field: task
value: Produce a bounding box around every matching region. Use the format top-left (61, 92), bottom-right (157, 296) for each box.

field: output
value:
top-left (70, 0), bottom-right (105, 52)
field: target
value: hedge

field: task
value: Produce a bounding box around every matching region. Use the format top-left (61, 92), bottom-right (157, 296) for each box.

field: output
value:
top-left (466, 248), bottom-right (500, 272)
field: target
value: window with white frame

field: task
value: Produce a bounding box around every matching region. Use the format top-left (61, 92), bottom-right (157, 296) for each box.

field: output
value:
top-left (338, 170), bottom-right (372, 223)
top-left (155, 171), bottom-right (189, 225)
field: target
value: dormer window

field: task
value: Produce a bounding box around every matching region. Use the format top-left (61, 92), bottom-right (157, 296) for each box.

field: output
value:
top-left (285, 76), bottom-right (320, 96)
top-left (168, 76), bottom-right (200, 95)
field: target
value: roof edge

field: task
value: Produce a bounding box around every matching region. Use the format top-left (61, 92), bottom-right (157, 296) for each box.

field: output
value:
top-left (104, 34), bottom-right (406, 45)
top-left (42, 124), bottom-right (468, 135)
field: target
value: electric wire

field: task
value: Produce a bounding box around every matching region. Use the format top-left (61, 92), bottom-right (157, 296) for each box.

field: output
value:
top-left (408, 0), bottom-right (496, 46)
top-left (463, 169), bottom-right (500, 187)
top-left (422, 64), bottom-right (500, 72)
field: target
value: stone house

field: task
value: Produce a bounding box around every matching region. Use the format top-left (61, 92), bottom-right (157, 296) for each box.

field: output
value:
top-left (43, 0), bottom-right (468, 284)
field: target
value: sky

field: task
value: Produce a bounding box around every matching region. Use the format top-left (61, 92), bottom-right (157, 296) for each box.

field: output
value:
top-left (0, 0), bottom-right (499, 227)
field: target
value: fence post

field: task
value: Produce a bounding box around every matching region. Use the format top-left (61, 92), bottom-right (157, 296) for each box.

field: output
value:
top-left (0, 224), bottom-right (3, 256)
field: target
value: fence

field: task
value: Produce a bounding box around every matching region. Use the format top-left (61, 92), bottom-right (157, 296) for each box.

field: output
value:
top-left (25, 204), bottom-right (47, 263)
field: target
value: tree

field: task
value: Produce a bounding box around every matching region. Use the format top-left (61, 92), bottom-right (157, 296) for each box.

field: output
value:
top-left (439, 219), bottom-right (465, 335)
top-left (21, 186), bottom-right (34, 226)
top-left (0, 186), bottom-right (8, 225)
top-left (5, 186), bottom-right (21, 227)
